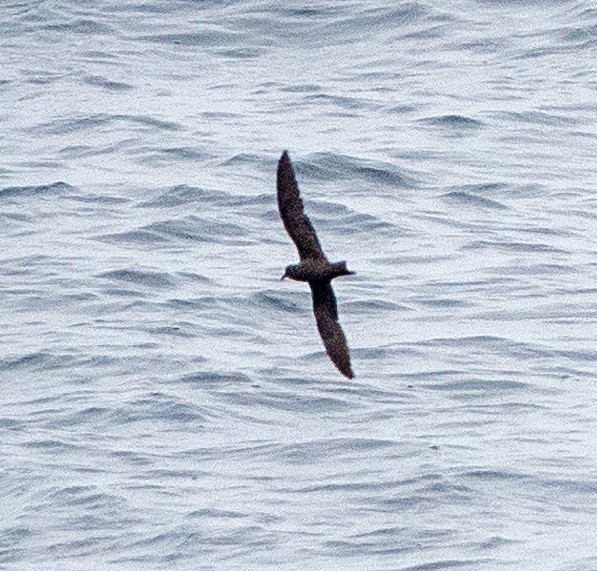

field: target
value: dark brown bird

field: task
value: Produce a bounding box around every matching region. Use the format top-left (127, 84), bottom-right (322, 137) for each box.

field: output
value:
top-left (276, 150), bottom-right (355, 379)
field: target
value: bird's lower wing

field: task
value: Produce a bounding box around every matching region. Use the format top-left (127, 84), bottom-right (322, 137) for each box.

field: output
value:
top-left (277, 151), bottom-right (326, 261)
top-left (310, 280), bottom-right (354, 379)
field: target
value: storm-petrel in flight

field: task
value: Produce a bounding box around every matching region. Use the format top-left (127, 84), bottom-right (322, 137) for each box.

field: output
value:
top-left (277, 150), bottom-right (355, 379)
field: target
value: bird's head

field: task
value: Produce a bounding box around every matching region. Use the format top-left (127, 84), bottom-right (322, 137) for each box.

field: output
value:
top-left (281, 264), bottom-right (299, 281)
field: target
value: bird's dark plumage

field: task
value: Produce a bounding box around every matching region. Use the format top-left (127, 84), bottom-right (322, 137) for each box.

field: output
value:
top-left (277, 151), bottom-right (326, 262)
top-left (310, 280), bottom-right (354, 379)
top-left (276, 150), bottom-right (355, 379)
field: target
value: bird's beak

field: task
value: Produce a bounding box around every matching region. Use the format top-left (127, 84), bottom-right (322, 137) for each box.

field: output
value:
top-left (280, 274), bottom-right (287, 281)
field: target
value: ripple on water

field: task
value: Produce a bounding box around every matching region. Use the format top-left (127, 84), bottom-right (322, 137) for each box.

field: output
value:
top-left (0, 182), bottom-right (74, 198)
top-left (417, 114), bottom-right (485, 135)
top-left (441, 191), bottom-right (508, 210)
top-left (98, 269), bottom-right (177, 289)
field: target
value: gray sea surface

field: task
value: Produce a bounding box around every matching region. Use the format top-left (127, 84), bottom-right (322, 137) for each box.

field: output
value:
top-left (1, 0), bottom-right (597, 569)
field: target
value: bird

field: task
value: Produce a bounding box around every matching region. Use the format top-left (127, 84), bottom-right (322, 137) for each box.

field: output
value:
top-left (276, 150), bottom-right (355, 379)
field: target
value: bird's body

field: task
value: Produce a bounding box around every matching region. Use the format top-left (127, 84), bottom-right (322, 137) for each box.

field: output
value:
top-left (276, 150), bottom-right (355, 379)
top-left (282, 259), bottom-right (351, 283)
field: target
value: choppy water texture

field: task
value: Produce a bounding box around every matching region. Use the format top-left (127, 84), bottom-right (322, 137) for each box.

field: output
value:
top-left (1, 0), bottom-right (597, 569)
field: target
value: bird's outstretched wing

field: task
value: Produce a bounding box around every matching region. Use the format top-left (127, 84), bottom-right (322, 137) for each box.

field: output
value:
top-left (310, 280), bottom-right (354, 379)
top-left (277, 151), bottom-right (326, 261)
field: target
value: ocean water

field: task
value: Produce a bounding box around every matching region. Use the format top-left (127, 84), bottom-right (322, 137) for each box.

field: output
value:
top-left (1, 0), bottom-right (597, 569)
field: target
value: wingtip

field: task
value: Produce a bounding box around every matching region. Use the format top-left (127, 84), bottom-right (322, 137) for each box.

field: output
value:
top-left (277, 150), bottom-right (295, 180)
top-left (343, 368), bottom-right (355, 380)
top-left (337, 361), bottom-right (355, 379)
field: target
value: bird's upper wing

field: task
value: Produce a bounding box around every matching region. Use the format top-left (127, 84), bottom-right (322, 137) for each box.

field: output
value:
top-left (277, 151), bottom-right (326, 261)
top-left (310, 280), bottom-right (354, 379)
